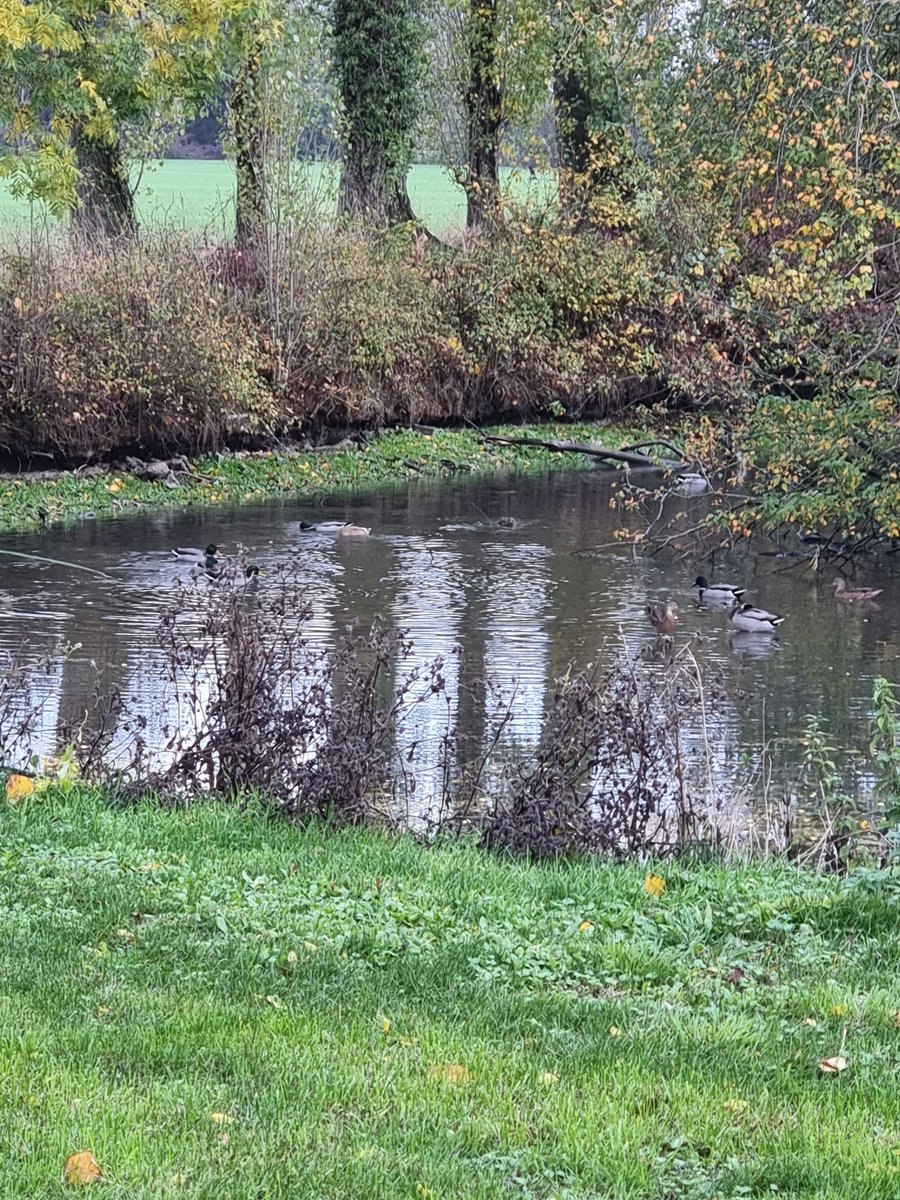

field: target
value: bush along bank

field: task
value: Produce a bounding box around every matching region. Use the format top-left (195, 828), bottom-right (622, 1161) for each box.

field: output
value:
top-left (0, 421), bottom-right (651, 534)
top-left (2, 215), bottom-right (898, 546)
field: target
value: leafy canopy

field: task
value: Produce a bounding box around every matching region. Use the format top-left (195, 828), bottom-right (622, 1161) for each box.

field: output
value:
top-left (0, 0), bottom-right (263, 214)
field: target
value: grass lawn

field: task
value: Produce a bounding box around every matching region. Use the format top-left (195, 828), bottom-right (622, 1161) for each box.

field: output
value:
top-left (1, 791), bottom-right (899, 1198)
top-left (0, 161), bottom-right (555, 237)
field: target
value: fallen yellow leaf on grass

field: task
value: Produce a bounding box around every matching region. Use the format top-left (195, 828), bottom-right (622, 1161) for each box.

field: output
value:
top-left (644, 874), bottom-right (666, 897)
top-left (5, 773), bottom-right (35, 802)
top-left (64, 1150), bottom-right (102, 1187)
top-left (427, 1063), bottom-right (471, 1085)
top-left (209, 1112), bottom-right (234, 1126)
top-left (539, 1072), bottom-right (560, 1086)
top-left (722, 1098), bottom-right (749, 1112)
top-left (819, 1055), bottom-right (849, 1074)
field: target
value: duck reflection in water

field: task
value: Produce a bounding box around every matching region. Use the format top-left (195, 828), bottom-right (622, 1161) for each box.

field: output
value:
top-left (729, 631), bottom-right (783, 660)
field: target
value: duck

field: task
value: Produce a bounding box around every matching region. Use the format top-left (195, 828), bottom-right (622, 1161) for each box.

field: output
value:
top-left (172, 543), bottom-right (220, 570)
top-left (675, 472), bottom-right (709, 496)
top-left (244, 565), bottom-right (263, 594)
top-left (831, 577), bottom-right (882, 603)
top-left (298, 521), bottom-right (371, 538)
top-left (728, 599), bottom-right (785, 633)
top-left (695, 575), bottom-right (745, 602)
top-left (646, 601), bottom-right (679, 636)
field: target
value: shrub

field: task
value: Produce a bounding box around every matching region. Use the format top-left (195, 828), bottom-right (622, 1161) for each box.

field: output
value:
top-left (0, 232), bottom-right (273, 459)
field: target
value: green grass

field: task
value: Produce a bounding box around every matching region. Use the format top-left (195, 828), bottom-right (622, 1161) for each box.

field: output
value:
top-left (0, 421), bottom-right (646, 534)
top-left (0, 161), bottom-right (555, 237)
top-left (1, 790), bottom-right (899, 1198)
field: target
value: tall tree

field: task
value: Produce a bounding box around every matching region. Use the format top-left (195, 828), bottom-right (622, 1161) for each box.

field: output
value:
top-left (422, 0), bottom-right (554, 231)
top-left (0, 0), bottom-right (258, 233)
top-left (552, 0), bottom-right (643, 219)
top-left (331, 0), bottom-right (423, 223)
top-left (462, 0), bottom-right (502, 227)
top-left (232, 33), bottom-right (267, 247)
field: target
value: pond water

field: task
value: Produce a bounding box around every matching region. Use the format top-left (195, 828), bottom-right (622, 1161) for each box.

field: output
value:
top-left (1, 467), bottom-right (897, 819)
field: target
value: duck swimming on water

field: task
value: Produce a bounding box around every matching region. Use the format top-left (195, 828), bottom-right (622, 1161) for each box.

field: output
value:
top-left (298, 521), bottom-right (371, 538)
top-left (244, 565), bottom-right (263, 594)
top-left (695, 575), bottom-right (745, 602)
top-left (728, 600), bottom-right (785, 633)
top-left (173, 543), bottom-right (220, 571)
top-left (831, 577), bottom-right (882, 603)
top-left (646, 601), bottom-right (679, 636)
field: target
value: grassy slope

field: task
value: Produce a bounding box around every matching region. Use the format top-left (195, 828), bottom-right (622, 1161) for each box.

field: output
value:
top-left (1, 791), bottom-right (899, 1198)
top-left (0, 162), bottom-right (555, 237)
top-left (0, 422), bottom-right (646, 535)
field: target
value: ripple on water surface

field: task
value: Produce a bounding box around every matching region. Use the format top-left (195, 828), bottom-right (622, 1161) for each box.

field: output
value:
top-left (1, 471), bottom-right (897, 808)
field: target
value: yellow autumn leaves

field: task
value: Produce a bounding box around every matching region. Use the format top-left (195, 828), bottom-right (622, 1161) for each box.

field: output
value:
top-left (64, 1151), bottom-right (102, 1187)
top-left (5, 752), bottom-right (81, 803)
top-left (5, 772), bottom-right (35, 802)
top-left (578, 875), bottom-right (665, 932)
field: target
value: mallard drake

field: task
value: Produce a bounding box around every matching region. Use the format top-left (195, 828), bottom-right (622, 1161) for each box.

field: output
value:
top-left (728, 600), bottom-right (785, 633)
top-left (695, 575), bottom-right (745, 602)
top-left (831, 577), bottom-right (882, 603)
top-left (675, 473), bottom-right (709, 496)
top-left (244, 565), bottom-right (263, 594)
top-left (646, 601), bottom-right (679, 635)
top-left (173, 543), bottom-right (220, 570)
top-left (298, 521), bottom-right (371, 538)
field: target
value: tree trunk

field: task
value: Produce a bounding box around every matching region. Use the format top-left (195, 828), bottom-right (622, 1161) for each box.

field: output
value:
top-left (553, 17), bottom-right (628, 219)
top-left (73, 132), bottom-right (136, 238)
top-left (555, 60), bottom-right (593, 178)
top-left (333, 0), bottom-right (421, 226)
top-left (232, 43), bottom-right (267, 248)
top-left (463, 0), bottom-right (502, 229)
top-left (338, 154), bottom-right (415, 224)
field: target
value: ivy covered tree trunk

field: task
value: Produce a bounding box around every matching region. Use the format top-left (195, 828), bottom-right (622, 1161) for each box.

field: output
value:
top-left (73, 131), bottom-right (136, 238)
top-left (553, 12), bottom-right (630, 218)
top-left (232, 42), bottom-right (267, 248)
top-left (554, 59), bottom-right (593, 178)
top-left (463, 0), bottom-right (502, 229)
top-left (332, 0), bottom-right (422, 224)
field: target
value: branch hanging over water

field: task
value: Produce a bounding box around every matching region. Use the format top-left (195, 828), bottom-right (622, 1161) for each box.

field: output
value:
top-left (477, 434), bottom-right (685, 469)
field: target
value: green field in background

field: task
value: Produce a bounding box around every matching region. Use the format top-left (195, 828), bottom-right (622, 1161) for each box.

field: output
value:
top-left (0, 159), bottom-right (554, 237)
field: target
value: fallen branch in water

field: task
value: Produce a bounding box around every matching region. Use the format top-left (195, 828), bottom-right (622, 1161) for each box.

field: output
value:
top-left (477, 434), bottom-right (685, 469)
